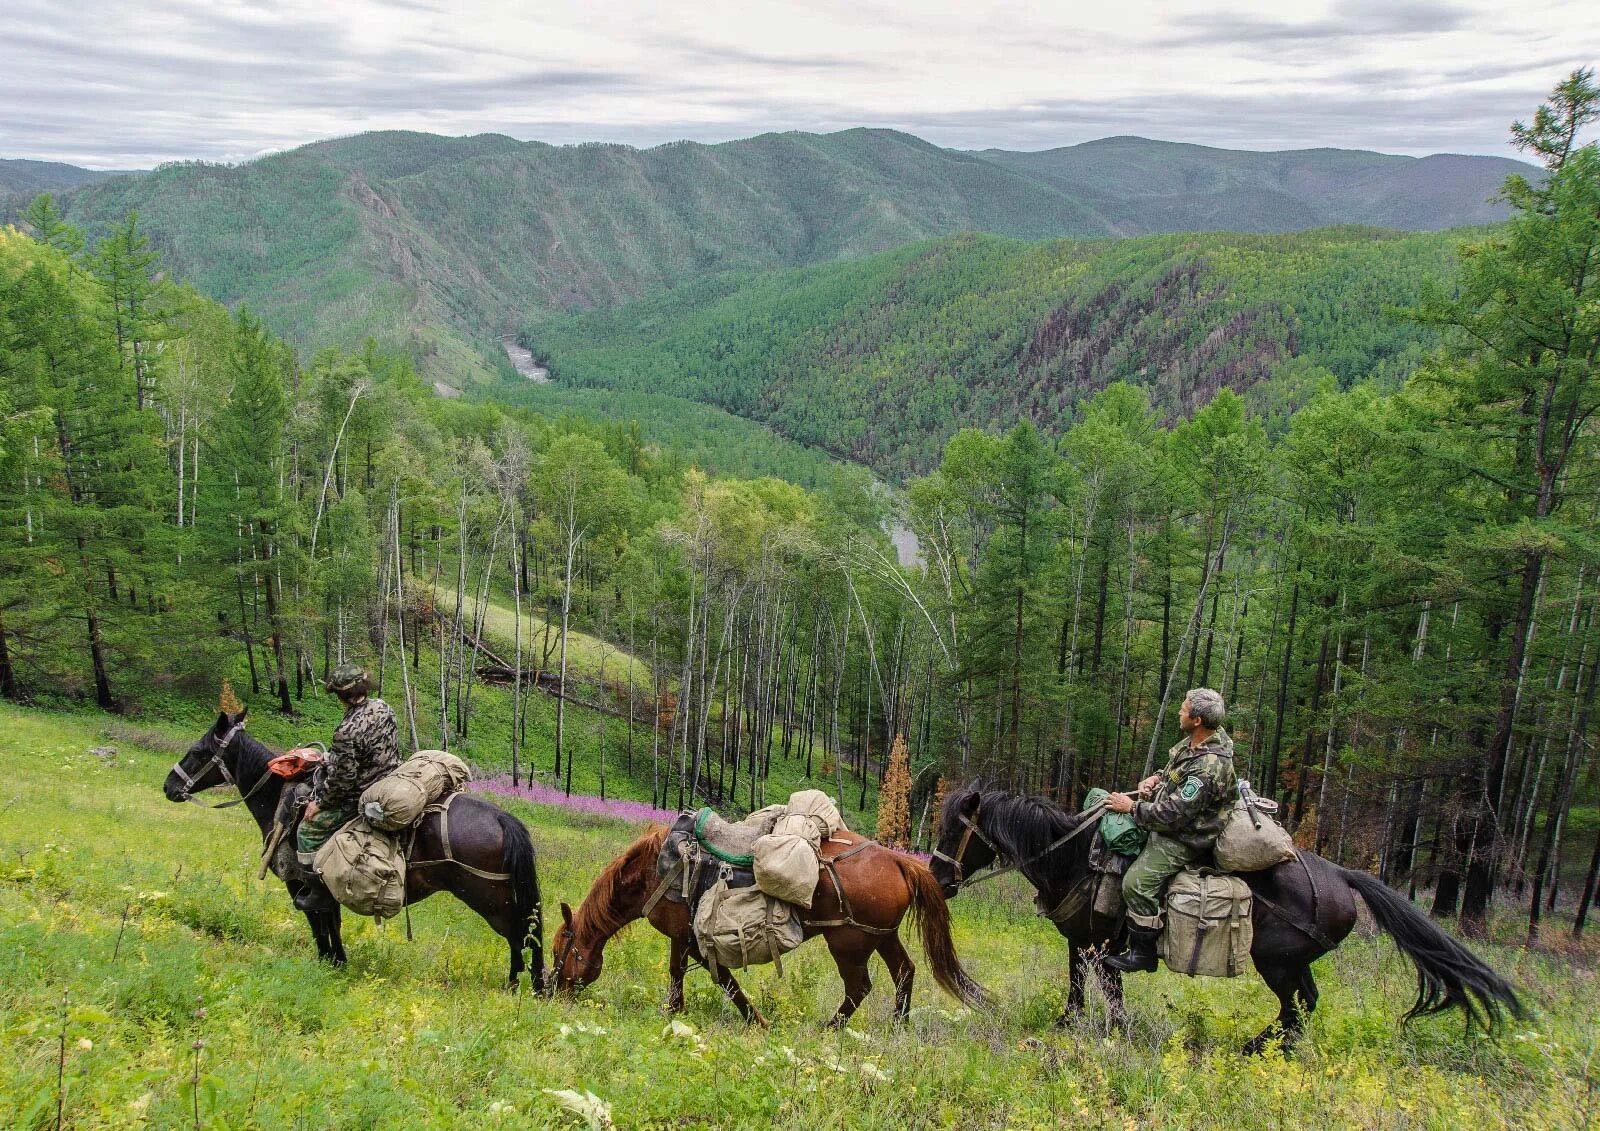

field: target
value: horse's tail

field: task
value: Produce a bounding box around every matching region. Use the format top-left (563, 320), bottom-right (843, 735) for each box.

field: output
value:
top-left (1339, 866), bottom-right (1522, 1029)
top-left (895, 853), bottom-right (988, 1008)
top-left (496, 807), bottom-right (544, 964)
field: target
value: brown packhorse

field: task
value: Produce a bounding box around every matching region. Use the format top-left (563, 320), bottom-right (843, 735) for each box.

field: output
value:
top-left (553, 825), bottom-right (986, 1026)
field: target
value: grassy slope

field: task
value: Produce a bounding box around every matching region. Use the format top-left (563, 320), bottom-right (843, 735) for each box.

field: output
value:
top-left (527, 228), bottom-right (1460, 475)
top-left (431, 582), bottom-right (655, 695)
top-left (3, 703), bottom-right (1596, 1129)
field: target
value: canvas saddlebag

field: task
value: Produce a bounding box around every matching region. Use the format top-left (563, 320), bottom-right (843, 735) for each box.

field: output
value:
top-left (359, 750), bottom-right (471, 832)
top-left (1213, 797), bottom-right (1297, 873)
top-left (1160, 869), bottom-right (1253, 978)
top-left (750, 789), bottom-right (847, 909)
top-left (692, 870), bottom-right (804, 972)
top-left (313, 816), bottom-right (406, 921)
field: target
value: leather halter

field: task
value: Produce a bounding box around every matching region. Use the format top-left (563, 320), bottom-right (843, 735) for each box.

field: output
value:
top-left (931, 804), bottom-right (1006, 888)
top-left (169, 721), bottom-right (273, 809)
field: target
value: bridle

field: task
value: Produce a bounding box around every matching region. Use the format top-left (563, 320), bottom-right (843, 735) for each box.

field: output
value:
top-left (932, 797), bottom-right (1110, 891)
top-left (553, 921), bottom-right (589, 994)
top-left (931, 803), bottom-right (1008, 889)
top-left (169, 721), bottom-right (274, 808)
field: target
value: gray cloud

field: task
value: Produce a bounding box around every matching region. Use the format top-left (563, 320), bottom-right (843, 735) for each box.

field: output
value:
top-left (0, 0), bottom-right (1588, 168)
top-left (1159, 0), bottom-right (1471, 48)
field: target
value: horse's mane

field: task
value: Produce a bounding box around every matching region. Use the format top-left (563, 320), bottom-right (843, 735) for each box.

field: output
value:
top-left (231, 728), bottom-right (277, 788)
top-left (574, 825), bottom-right (668, 943)
top-left (968, 787), bottom-right (1092, 863)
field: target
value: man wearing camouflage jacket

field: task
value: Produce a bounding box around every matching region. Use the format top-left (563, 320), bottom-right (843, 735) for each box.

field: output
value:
top-left (296, 663), bottom-right (402, 867)
top-left (1103, 687), bottom-right (1237, 974)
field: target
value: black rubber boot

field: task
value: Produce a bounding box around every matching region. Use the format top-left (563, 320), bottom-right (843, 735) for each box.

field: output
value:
top-left (293, 883), bottom-right (338, 914)
top-left (1104, 924), bottom-right (1161, 974)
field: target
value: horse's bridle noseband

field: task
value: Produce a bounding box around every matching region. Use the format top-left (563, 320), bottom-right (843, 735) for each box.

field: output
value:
top-left (169, 721), bottom-right (271, 808)
top-left (931, 804), bottom-right (1007, 889)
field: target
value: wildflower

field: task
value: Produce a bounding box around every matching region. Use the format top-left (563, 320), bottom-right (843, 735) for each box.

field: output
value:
top-left (859, 1062), bottom-right (891, 1082)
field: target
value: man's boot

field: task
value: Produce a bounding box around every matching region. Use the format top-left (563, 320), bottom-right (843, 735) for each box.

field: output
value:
top-left (293, 879), bottom-right (338, 914)
top-left (1105, 923), bottom-right (1161, 974)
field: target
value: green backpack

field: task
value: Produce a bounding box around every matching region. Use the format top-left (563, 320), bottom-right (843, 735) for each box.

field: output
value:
top-left (1083, 788), bottom-right (1148, 856)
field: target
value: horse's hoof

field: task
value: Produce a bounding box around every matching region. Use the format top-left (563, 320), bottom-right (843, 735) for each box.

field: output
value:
top-left (1242, 1029), bottom-right (1288, 1057)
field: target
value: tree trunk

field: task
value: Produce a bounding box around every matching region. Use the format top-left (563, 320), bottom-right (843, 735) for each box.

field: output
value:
top-left (1462, 553), bottom-right (1545, 934)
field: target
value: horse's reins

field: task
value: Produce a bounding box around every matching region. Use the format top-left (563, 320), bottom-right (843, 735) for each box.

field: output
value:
top-left (169, 722), bottom-right (276, 809)
top-left (934, 797), bottom-right (1111, 890)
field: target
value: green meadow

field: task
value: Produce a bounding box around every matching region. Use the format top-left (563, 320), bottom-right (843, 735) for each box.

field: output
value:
top-left (2, 703), bottom-right (1596, 1130)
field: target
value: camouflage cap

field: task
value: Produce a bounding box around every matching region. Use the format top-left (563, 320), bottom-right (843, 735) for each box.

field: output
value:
top-left (325, 662), bottom-right (370, 696)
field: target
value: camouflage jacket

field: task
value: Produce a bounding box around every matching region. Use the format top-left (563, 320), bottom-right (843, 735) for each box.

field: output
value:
top-left (312, 697), bottom-right (401, 808)
top-left (1131, 729), bottom-right (1236, 852)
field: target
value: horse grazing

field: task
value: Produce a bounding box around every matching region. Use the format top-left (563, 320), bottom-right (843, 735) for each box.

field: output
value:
top-left (552, 825), bottom-right (986, 1026)
top-left (931, 787), bottom-right (1521, 1052)
top-left (163, 708), bottom-right (545, 989)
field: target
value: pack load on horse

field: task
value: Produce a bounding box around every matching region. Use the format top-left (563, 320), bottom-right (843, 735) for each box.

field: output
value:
top-left (1057, 782), bottom-right (1296, 979)
top-left (931, 692), bottom-right (1521, 1053)
top-left (163, 681), bottom-right (544, 989)
top-left (310, 748), bottom-right (471, 920)
top-left (554, 803), bottom-right (986, 1027)
top-left (656, 789), bottom-right (845, 974)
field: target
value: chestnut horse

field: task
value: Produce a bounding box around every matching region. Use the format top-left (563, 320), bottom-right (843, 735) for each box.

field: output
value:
top-left (553, 825), bottom-right (985, 1026)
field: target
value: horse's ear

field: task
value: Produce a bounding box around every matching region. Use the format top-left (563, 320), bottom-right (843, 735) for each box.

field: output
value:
top-left (560, 902), bottom-right (574, 928)
top-left (234, 705), bottom-right (248, 726)
top-left (212, 711), bottom-right (232, 737)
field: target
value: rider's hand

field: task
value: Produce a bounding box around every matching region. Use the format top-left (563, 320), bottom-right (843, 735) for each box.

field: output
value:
top-left (304, 800), bottom-right (320, 821)
top-left (1138, 774), bottom-right (1161, 795)
top-left (1105, 792), bottom-right (1136, 815)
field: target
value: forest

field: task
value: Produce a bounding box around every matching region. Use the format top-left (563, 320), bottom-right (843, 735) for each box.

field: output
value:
top-left (525, 225), bottom-right (1460, 476)
top-left (3, 71), bottom-right (1598, 959)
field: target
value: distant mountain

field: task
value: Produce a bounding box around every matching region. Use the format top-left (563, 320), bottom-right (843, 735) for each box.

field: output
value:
top-left (974, 136), bottom-right (1525, 234)
top-left (0, 158), bottom-right (129, 198)
top-left (527, 227), bottom-right (1461, 476)
top-left (38, 128), bottom-right (1522, 388)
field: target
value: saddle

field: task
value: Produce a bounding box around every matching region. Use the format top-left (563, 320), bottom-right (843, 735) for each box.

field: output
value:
top-left (660, 809), bottom-right (761, 908)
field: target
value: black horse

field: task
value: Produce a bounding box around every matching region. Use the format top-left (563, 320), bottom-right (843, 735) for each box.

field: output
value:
top-left (163, 708), bottom-right (545, 989)
top-left (931, 786), bottom-right (1521, 1052)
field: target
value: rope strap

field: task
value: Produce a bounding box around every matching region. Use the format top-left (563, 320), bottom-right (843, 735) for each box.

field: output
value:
top-left (406, 795), bottom-right (512, 881)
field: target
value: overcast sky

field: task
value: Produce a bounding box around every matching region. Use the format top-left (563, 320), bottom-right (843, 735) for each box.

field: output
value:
top-left (3, 0), bottom-right (1591, 169)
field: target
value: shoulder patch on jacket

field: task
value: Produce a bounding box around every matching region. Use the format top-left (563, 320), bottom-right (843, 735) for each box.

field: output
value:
top-left (1179, 777), bottom-right (1203, 802)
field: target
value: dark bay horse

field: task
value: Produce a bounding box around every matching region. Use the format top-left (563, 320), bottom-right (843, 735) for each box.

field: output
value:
top-left (931, 787), bottom-right (1521, 1052)
top-left (163, 708), bottom-right (544, 989)
top-left (552, 825), bottom-right (986, 1026)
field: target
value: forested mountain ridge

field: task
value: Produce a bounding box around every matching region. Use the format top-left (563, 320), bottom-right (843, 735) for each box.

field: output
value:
top-left (34, 127), bottom-right (1520, 389)
top-left (974, 135), bottom-right (1528, 234)
top-left (0, 157), bottom-right (129, 197)
top-left (527, 226), bottom-right (1462, 475)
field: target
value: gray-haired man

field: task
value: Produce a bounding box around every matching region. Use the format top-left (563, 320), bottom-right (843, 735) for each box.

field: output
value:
top-left (1103, 687), bottom-right (1237, 974)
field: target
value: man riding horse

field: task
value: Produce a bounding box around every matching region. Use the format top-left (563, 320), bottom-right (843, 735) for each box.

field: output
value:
top-left (1103, 686), bottom-right (1236, 974)
top-left (294, 663), bottom-right (401, 905)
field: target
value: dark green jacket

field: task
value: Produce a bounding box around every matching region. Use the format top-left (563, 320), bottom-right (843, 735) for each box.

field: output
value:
top-left (312, 697), bottom-right (401, 808)
top-left (1131, 729), bottom-right (1236, 852)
